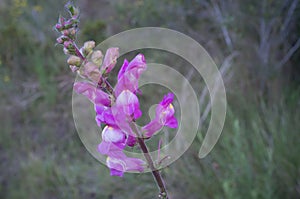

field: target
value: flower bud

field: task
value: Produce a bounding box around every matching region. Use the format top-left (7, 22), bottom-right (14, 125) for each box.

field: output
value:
top-left (67, 55), bottom-right (81, 66)
top-left (65, 2), bottom-right (80, 17)
top-left (58, 15), bottom-right (65, 25)
top-left (62, 29), bottom-right (69, 36)
top-left (64, 41), bottom-right (73, 49)
top-left (63, 19), bottom-right (74, 29)
top-left (55, 23), bottom-right (63, 31)
top-left (91, 50), bottom-right (103, 66)
top-left (69, 28), bottom-right (77, 36)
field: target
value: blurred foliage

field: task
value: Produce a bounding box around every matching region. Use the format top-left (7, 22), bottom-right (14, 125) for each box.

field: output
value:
top-left (80, 20), bottom-right (106, 44)
top-left (0, 0), bottom-right (299, 199)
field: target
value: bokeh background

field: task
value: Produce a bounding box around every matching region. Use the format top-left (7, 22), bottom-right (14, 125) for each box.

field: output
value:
top-left (1, 0), bottom-right (300, 198)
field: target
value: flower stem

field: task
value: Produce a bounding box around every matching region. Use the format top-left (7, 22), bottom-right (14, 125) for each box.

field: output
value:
top-left (130, 123), bottom-right (169, 199)
top-left (73, 43), bottom-right (86, 61)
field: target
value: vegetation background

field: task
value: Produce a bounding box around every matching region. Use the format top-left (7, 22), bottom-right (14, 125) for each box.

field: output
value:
top-left (0, 0), bottom-right (299, 198)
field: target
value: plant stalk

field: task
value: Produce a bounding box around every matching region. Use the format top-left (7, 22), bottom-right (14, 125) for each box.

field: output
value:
top-left (130, 123), bottom-right (169, 199)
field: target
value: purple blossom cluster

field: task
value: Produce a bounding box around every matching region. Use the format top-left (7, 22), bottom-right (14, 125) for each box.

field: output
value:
top-left (74, 53), bottom-right (178, 177)
top-left (54, 2), bottom-right (178, 178)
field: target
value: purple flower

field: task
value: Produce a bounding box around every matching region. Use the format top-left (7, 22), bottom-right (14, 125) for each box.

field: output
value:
top-left (107, 154), bottom-right (145, 177)
top-left (101, 47), bottom-right (119, 74)
top-left (97, 126), bottom-right (126, 155)
top-left (114, 54), bottom-right (147, 96)
top-left (73, 53), bottom-right (178, 178)
top-left (142, 93), bottom-right (178, 138)
top-left (111, 90), bottom-right (142, 136)
top-left (95, 105), bottom-right (116, 126)
top-left (97, 126), bottom-right (145, 177)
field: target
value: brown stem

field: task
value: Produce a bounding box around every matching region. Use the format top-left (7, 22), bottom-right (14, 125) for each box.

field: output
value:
top-left (130, 123), bottom-right (169, 199)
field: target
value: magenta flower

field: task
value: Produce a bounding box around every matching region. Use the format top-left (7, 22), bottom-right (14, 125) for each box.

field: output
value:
top-left (114, 54), bottom-right (147, 96)
top-left (73, 53), bottom-right (177, 179)
top-left (56, 3), bottom-right (174, 196)
top-left (142, 93), bottom-right (178, 138)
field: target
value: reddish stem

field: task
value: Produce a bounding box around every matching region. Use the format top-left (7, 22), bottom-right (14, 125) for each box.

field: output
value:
top-left (130, 123), bottom-right (169, 199)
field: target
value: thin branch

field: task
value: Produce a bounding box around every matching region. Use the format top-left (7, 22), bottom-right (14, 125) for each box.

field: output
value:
top-left (211, 0), bottom-right (233, 51)
top-left (281, 0), bottom-right (299, 36)
top-left (276, 37), bottom-right (300, 70)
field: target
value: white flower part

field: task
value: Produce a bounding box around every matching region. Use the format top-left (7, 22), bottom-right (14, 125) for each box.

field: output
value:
top-left (116, 90), bottom-right (138, 115)
top-left (102, 126), bottom-right (125, 143)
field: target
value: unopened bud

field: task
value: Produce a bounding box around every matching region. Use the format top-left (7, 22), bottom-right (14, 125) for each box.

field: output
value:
top-left (58, 15), bottom-right (65, 25)
top-left (69, 28), bottom-right (77, 36)
top-left (65, 2), bottom-right (80, 17)
top-left (62, 29), bottom-right (69, 36)
top-left (55, 23), bottom-right (63, 31)
top-left (64, 41), bottom-right (73, 49)
top-left (67, 55), bottom-right (81, 66)
top-left (91, 50), bottom-right (103, 66)
top-left (63, 19), bottom-right (74, 29)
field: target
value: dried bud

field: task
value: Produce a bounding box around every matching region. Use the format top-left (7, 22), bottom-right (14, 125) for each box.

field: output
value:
top-left (67, 55), bottom-right (81, 66)
top-left (91, 50), bottom-right (103, 66)
top-left (82, 41), bottom-right (95, 55)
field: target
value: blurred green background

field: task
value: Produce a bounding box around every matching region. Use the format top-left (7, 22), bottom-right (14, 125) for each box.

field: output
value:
top-left (0, 0), bottom-right (299, 198)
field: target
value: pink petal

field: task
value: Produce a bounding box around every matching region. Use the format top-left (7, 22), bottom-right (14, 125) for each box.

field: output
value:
top-left (106, 153), bottom-right (145, 177)
top-left (95, 106), bottom-right (116, 126)
top-left (165, 116), bottom-right (178, 128)
top-left (101, 47), bottom-right (119, 73)
top-left (110, 168), bottom-right (124, 177)
top-left (74, 82), bottom-right (111, 106)
top-left (115, 54), bottom-right (147, 96)
top-left (126, 135), bottom-right (137, 147)
top-left (142, 120), bottom-right (163, 138)
top-left (117, 59), bottom-right (129, 79)
top-left (160, 93), bottom-right (174, 107)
